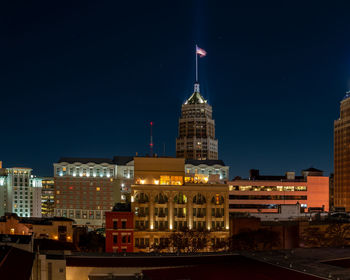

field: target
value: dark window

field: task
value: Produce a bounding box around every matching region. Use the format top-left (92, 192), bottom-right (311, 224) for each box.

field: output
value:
top-left (122, 236), bottom-right (127, 243)
top-left (128, 235), bottom-right (131, 243)
top-left (113, 235), bottom-right (118, 244)
top-left (122, 221), bottom-right (126, 229)
top-left (113, 221), bottom-right (118, 229)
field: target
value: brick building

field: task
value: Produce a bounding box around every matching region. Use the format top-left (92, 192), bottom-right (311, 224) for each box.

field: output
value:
top-left (105, 203), bottom-right (134, 253)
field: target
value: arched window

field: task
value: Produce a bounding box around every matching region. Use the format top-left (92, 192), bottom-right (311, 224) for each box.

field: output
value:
top-left (193, 194), bottom-right (206, 204)
top-left (211, 194), bottom-right (224, 205)
top-left (135, 193), bottom-right (149, 203)
top-left (155, 193), bottom-right (168, 204)
top-left (174, 193), bottom-right (187, 204)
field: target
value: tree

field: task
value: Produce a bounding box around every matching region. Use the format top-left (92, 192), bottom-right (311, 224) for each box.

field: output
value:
top-left (78, 231), bottom-right (105, 252)
top-left (325, 223), bottom-right (350, 247)
top-left (169, 228), bottom-right (210, 253)
top-left (228, 229), bottom-right (280, 251)
top-left (301, 223), bottom-right (350, 248)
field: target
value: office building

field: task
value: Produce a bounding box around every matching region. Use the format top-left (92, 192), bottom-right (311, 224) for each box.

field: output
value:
top-left (53, 156), bottom-right (133, 227)
top-left (176, 82), bottom-right (218, 160)
top-left (0, 164), bottom-right (42, 217)
top-left (41, 177), bottom-right (55, 217)
top-left (334, 91), bottom-right (350, 211)
top-left (228, 168), bottom-right (329, 213)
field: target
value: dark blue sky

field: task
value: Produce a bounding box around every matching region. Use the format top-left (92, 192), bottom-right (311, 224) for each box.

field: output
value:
top-left (1, 1), bottom-right (350, 177)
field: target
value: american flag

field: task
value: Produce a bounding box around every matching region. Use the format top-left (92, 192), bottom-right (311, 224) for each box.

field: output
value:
top-left (196, 45), bottom-right (207, 57)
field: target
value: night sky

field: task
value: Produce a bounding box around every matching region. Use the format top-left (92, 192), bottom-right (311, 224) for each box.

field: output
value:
top-left (1, 1), bottom-right (350, 178)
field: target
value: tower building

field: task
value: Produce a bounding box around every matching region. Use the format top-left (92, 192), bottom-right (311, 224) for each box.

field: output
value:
top-left (334, 91), bottom-right (350, 211)
top-left (176, 82), bottom-right (218, 160)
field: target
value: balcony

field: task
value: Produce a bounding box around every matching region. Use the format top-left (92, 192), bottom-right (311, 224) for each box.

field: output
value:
top-left (135, 244), bottom-right (148, 249)
top-left (215, 213), bottom-right (224, 218)
top-left (195, 213), bottom-right (206, 218)
top-left (156, 213), bottom-right (166, 218)
top-left (135, 225), bottom-right (147, 231)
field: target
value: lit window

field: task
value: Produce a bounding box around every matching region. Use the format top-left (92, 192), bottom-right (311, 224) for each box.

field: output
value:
top-left (160, 176), bottom-right (170, 185)
top-left (96, 187), bottom-right (100, 191)
top-left (56, 191), bottom-right (60, 194)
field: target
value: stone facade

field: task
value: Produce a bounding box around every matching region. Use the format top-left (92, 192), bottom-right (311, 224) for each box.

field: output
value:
top-left (131, 157), bottom-right (229, 252)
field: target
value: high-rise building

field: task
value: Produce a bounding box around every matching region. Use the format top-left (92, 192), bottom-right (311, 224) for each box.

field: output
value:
top-left (0, 165), bottom-right (42, 217)
top-left (176, 82), bottom-right (218, 160)
top-left (334, 91), bottom-right (350, 211)
top-left (41, 177), bottom-right (55, 217)
top-left (53, 156), bottom-right (133, 228)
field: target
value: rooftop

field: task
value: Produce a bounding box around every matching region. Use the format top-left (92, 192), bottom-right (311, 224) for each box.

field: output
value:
top-left (185, 159), bottom-right (226, 166)
top-left (58, 156), bottom-right (134, 165)
top-left (184, 83), bottom-right (207, 105)
top-left (0, 246), bottom-right (34, 280)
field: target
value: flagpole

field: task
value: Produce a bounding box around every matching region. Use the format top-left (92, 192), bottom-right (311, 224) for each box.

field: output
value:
top-left (195, 44), bottom-right (198, 82)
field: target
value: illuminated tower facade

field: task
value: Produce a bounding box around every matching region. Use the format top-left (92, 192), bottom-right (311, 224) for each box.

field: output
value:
top-left (176, 82), bottom-right (218, 160)
top-left (334, 91), bottom-right (350, 211)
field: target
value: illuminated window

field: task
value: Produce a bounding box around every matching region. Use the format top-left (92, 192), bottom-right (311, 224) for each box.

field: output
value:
top-left (160, 176), bottom-right (170, 185)
top-left (56, 190), bottom-right (60, 194)
top-left (10, 228), bottom-right (15, 234)
top-left (96, 187), bottom-right (100, 191)
top-left (171, 176), bottom-right (183, 185)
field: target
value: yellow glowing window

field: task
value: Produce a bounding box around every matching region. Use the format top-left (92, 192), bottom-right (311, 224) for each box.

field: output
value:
top-left (63, 167), bottom-right (67, 171)
top-left (171, 176), bottom-right (183, 185)
top-left (10, 228), bottom-right (14, 234)
top-left (56, 191), bottom-right (60, 194)
top-left (96, 187), bottom-right (101, 191)
top-left (56, 200), bottom-right (60, 204)
top-left (160, 176), bottom-right (171, 185)
top-left (239, 186), bottom-right (252, 191)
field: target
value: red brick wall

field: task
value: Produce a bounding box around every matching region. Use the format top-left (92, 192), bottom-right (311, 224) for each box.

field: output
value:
top-left (105, 211), bottom-right (134, 252)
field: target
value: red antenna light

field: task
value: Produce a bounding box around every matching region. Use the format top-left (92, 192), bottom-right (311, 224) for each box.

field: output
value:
top-left (150, 121), bottom-right (153, 156)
